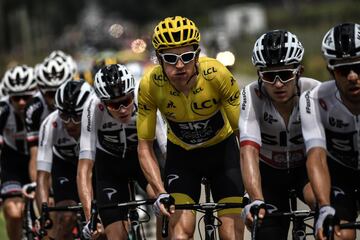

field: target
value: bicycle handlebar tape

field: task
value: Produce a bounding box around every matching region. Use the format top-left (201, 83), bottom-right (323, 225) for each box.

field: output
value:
top-left (90, 199), bottom-right (98, 232)
top-left (161, 195), bottom-right (175, 238)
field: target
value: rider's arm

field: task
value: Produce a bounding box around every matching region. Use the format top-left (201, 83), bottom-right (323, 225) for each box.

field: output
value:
top-left (217, 63), bottom-right (240, 131)
top-left (29, 146), bottom-right (38, 182)
top-left (240, 145), bottom-right (263, 201)
top-left (36, 115), bottom-right (55, 209)
top-left (299, 90), bottom-right (331, 207)
top-left (77, 158), bottom-right (94, 221)
top-left (138, 139), bottom-right (166, 196)
top-left (77, 94), bottom-right (98, 220)
top-left (239, 85), bottom-right (263, 201)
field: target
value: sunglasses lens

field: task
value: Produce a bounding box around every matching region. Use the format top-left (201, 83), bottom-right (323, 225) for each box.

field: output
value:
top-left (261, 69), bottom-right (296, 84)
top-left (105, 97), bottom-right (133, 110)
top-left (181, 52), bottom-right (195, 63)
top-left (335, 63), bottom-right (360, 76)
top-left (163, 54), bottom-right (178, 64)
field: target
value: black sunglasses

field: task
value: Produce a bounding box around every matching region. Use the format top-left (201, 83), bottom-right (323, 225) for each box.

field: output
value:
top-left (259, 67), bottom-right (300, 84)
top-left (11, 95), bottom-right (32, 102)
top-left (104, 96), bottom-right (134, 111)
top-left (159, 51), bottom-right (197, 65)
top-left (334, 63), bottom-right (360, 77)
top-left (59, 112), bottom-right (82, 124)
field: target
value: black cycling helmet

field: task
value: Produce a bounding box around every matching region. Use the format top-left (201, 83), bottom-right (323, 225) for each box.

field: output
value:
top-left (252, 30), bottom-right (304, 68)
top-left (55, 79), bottom-right (93, 115)
top-left (322, 23), bottom-right (360, 68)
top-left (94, 64), bottom-right (135, 101)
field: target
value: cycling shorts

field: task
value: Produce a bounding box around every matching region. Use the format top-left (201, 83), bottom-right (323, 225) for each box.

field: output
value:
top-left (51, 154), bottom-right (79, 204)
top-left (94, 149), bottom-right (148, 228)
top-left (164, 133), bottom-right (244, 216)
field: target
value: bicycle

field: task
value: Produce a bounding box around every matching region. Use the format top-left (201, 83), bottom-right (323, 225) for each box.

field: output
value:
top-left (22, 182), bottom-right (40, 240)
top-left (39, 202), bottom-right (86, 239)
top-left (162, 177), bottom-right (248, 240)
top-left (250, 189), bottom-right (315, 240)
top-left (90, 179), bottom-right (155, 240)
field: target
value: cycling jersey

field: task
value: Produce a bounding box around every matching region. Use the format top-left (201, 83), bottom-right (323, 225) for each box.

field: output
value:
top-left (37, 110), bottom-right (79, 173)
top-left (240, 77), bottom-right (320, 169)
top-left (24, 91), bottom-right (53, 145)
top-left (137, 57), bottom-right (240, 150)
top-left (0, 97), bottom-right (29, 154)
top-left (300, 80), bottom-right (360, 170)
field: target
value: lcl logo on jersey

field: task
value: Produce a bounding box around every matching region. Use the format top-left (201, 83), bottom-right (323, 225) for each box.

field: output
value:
top-left (191, 98), bottom-right (218, 116)
top-left (203, 67), bottom-right (217, 81)
top-left (227, 90), bottom-right (240, 106)
top-left (153, 74), bottom-right (166, 87)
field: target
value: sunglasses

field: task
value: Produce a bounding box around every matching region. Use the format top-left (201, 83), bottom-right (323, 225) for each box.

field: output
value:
top-left (159, 50), bottom-right (197, 65)
top-left (104, 96), bottom-right (134, 111)
top-left (59, 112), bottom-right (82, 124)
top-left (334, 63), bottom-right (360, 77)
top-left (259, 67), bottom-right (300, 84)
top-left (11, 95), bottom-right (32, 102)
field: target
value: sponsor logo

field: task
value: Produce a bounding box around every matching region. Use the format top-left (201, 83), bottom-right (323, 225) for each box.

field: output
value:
top-left (102, 122), bottom-right (117, 129)
top-left (86, 99), bottom-right (93, 132)
top-left (227, 90), bottom-right (240, 106)
top-left (305, 91), bottom-right (311, 114)
top-left (138, 103), bottom-right (151, 111)
top-left (329, 117), bottom-right (349, 128)
top-left (167, 101), bottom-right (176, 109)
top-left (263, 112), bottom-right (278, 124)
top-left (191, 98), bottom-right (218, 116)
top-left (153, 74), bottom-right (166, 87)
top-left (103, 188), bottom-right (117, 200)
top-left (319, 98), bottom-right (327, 111)
top-left (192, 87), bottom-right (203, 94)
top-left (58, 177), bottom-right (69, 185)
top-left (241, 88), bottom-right (247, 111)
top-left (167, 174), bottom-right (179, 186)
top-left (98, 103), bottom-right (104, 111)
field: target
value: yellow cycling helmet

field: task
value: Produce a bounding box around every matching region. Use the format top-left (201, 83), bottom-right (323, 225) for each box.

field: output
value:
top-left (152, 16), bottom-right (201, 51)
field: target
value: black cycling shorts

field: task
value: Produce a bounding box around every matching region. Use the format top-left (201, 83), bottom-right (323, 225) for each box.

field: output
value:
top-left (164, 133), bottom-right (244, 205)
top-left (328, 159), bottom-right (360, 222)
top-left (94, 149), bottom-right (148, 228)
top-left (51, 154), bottom-right (79, 204)
top-left (0, 144), bottom-right (30, 199)
top-left (255, 161), bottom-right (310, 240)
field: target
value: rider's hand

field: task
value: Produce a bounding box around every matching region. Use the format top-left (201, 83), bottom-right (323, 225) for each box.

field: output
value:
top-left (82, 220), bottom-right (93, 239)
top-left (316, 205), bottom-right (340, 240)
top-left (153, 193), bottom-right (175, 217)
top-left (241, 199), bottom-right (266, 229)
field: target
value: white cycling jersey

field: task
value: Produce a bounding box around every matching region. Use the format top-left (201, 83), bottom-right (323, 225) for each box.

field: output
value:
top-left (25, 91), bottom-right (53, 143)
top-left (300, 80), bottom-right (360, 170)
top-left (0, 96), bottom-right (29, 154)
top-left (37, 110), bottom-right (79, 172)
top-left (240, 77), bottom-right (320, 169)
top-left (79, 87), bottom-right (167, 161)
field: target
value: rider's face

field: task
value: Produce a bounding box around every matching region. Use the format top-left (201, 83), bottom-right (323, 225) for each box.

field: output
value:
top-left (333, 61), bottom-right (360, 104)
top-left (159, 45), bottom-right (198, 90)
top-left (260, 65), bottom-right (300, 104)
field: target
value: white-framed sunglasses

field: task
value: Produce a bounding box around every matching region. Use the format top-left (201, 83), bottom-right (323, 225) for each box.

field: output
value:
top-left (259, 67), bottom-right (300, 84)
top-left (159, 50), bottom-right (198, 65)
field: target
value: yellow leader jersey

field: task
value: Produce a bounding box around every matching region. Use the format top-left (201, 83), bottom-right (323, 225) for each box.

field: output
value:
top-left (137, 57), bottom-right (240, 150)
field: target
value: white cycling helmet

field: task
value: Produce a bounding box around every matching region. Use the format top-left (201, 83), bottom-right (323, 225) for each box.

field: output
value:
top-left (322, 23), bottom-right (360, 68)
top-left (252, 30), bottom-right (304, 68)
top-left (2, 65), bottom-right (37, 96)
top-left (94, 64), bottom-right (135, 101)
top-left (46, 50), bottom-right (78, 75)
top-left (36, 58), bottom-right (73, 90)
top-left (55, 79), bottom-right (93, 115)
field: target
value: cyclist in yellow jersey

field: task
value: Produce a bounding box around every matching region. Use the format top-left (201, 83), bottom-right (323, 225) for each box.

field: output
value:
top-left (137, 16), bottom-right (245, 239)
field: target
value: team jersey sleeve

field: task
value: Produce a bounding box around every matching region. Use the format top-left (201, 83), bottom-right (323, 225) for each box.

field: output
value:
top-left (37, 113), bottom-right (55, 172)
top-left (155, 110), bottom-right (167, 155)
top-left (79, 94), bottom-right (99, 161)
top-left (24, 97), bottom-right (44, 145)
top-left (136, 71), bottom-right (158, 140)
top-left (239, 85), bottom-right (261, 149)
top-left (216, 62), bottom-right (240, 131)
top-left (0, 102), bottom-right (10, 146)
top-left (299, 89), bottom-right (327, 152)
